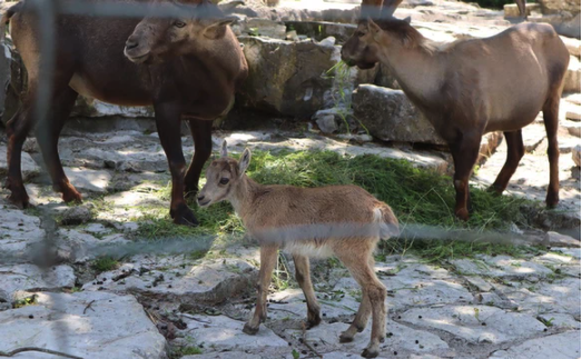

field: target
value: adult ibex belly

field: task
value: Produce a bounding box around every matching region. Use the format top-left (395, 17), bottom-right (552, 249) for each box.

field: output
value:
top-left (69, 73), bottom-right (152, 107)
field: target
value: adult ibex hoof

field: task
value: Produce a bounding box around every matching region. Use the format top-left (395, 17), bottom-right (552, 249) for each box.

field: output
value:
top-left (339, 333), bottom-right (354, 343)
top-left (361, 348), bottom-right (379, 358)
top-left (62, 189), bottom-right (83, 204)
top-left (8, 193), bottom-right (30, 209)
top-left (242, 323), bottom-right (259, 335)
top-left (546, 193), bottom-right (559, 209)
top-left (170, 203), bottom-right (199, 226)
top-left (455, 208), bottom-right (469, 222)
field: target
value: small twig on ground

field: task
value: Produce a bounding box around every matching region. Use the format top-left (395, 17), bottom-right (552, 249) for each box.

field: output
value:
top-left (301, 322), bottom-right (323, 358)
top-left (180, 313), bottom-right (212, 324)
top-left (83, 300), bottom-right (96, 314)
top-left (269, 308), bottom-right (298, 316)
top-left (0, 347), bottom-right (83, 359)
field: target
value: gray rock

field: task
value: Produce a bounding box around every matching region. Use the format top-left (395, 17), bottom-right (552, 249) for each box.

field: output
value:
top-left (503, 3), bottom-right (540, 18)
top-left (537, 0), bottom-right (580, 15)
top-left (284, 320), bottom-right (449, 354)
top-left (537, 313), bottom-right (581, 329)
top-left (560, 36), bottom-right (581, 57)
top-left (82, 258), bottom-right (257, 305)
top-left (180, 314), bottom-right (288, 351)
top-left (0, 291), bottom-right (167, 359)
top-left (401, 305), bottom-right (546, 344)
top-left (0, 145), bottom-right (40, 181)
top-left (315, 113), bottom-right (338, 133)
top-left (451, 255), bottom-right (554, 280)
top-left (0, 264), bottom-right (75, 304)
top-left (564, 56), bottom-right (581, 93)
top-left (488, 330), bottom-right (580, 359)
top-left (495, 277), bottom-right (581, 317)
top-left (573, 145), bottom-right (581, 167)
top-left (63, 167), bottom-right (111, 193)
top-left (56, 229), bottom-right (130, 263)
top-left (238, 37), bottom-right (337, 118)
top-left (0, 207), bottom-right (45, 263)
top-left (352, 85), bottom-right (446, 145)
top-left (546, 230), bottom-right (580, 247)
top-left (59, 205), bottom-right (93, 225)
top-left (240, 18), bottom-right (287, 39)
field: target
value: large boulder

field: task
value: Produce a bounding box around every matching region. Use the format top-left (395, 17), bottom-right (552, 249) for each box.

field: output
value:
top-left (238, 36), bottom-right (376, 119)
top-left (352, 85), bottom-right (445, 145)
top-left (238, 36), bottom-right (336, 118)
top-left (564, 56), bottom-right (581, 93)
top-left (538, 0), bottom-right (580, 15)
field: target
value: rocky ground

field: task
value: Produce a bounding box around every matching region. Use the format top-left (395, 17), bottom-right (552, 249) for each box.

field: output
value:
top-left (0, 0), bottom-right (581, 358)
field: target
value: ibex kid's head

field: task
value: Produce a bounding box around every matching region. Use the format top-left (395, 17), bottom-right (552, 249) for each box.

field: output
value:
top-left (197, 141), bottom-right (251, 208)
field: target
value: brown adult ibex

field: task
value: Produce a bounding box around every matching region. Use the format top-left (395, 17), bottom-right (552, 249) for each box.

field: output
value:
top-left (198, 141), bottom-right (400, 358)
top-left (2, 0), bottom-right (248, 226)
top-left (341, 14), bottom-right (570, 221)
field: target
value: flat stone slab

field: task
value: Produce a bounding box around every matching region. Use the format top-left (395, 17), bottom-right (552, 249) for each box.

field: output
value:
top-left (0, 206), bottom-right (45, 263)
top-left (401, 305), bottom-right (546, 344)
top-left (180, 315), bottom-right (288, 351)
top-left (0, 145), bottom-right (40, 181)
top-left (495, 277), bottom-right (581, 317)
top-left (64, 167), bottom-right (112, 193)
top-left (82, 258), bottom-right (257, 305)
top-left (0, 264), bottom-right (75, 303)
top-left (284, 320), bottom-right (449, 356)
top-left (489, 330), bottom-right (581, 359)
top-left (450, 256), bottom-right (554, 280)
top-left (0, 291), bottom-right (167, 359)
top-left (57, 228), bottom-right (130, 263)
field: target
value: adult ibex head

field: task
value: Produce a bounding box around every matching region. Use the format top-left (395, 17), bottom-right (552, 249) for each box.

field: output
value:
top-left (124, 0), bottom-right (236, 64)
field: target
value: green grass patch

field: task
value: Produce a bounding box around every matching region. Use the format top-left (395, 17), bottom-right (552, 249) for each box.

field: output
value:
top-left (91, 256), bottom-right (119, 273)
top-left (134, 149), bottom-right (543, 262)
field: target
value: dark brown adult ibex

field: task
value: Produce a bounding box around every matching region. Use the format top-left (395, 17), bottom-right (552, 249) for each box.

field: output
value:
top-left (198, 141), bottom-right (400, 358)
top-left (341, 14), bottom-right (569, 221)
top-left (2, 0), bottom-right (248, 226)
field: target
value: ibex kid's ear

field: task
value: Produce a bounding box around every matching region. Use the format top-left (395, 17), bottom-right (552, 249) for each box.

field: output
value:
top-left (238, 148), bottom-right (251, 177)
top-left (203, 16), bottom-right (236, 40)
top-left (220, 140), bottom-right (228, 158)
top-left (403, 16), bottom-right (411, 24)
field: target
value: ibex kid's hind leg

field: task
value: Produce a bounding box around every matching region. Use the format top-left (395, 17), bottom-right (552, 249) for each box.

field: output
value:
top-left (292, 254), bottom-right (321, 328)
top-left (244, 245), bottom-right (278, 335)
top-left (336, 240), bottom-right (386, 358)
top-left (339, 255), bottom-right (375, 343)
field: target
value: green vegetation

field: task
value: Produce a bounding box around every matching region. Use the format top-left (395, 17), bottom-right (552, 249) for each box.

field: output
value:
top-left (169, 346), bottom-right (203, 358)
top-left (134, 149), bottom-right (544, 263)
top-left (13, 294), bottom-right (38, 309)
top-left (91, 256), bottom-right (119, 273)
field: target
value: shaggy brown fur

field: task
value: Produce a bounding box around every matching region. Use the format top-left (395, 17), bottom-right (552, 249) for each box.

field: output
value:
top-left (341, 17), bottom-right (569, 221)
top-left (2, 0), bottom-right (248, 226)
top-left (197, 141), bottom-right (399, 359)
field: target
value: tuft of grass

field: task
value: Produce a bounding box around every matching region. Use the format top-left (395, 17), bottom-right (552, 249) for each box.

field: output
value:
top-left (169, 346), bottom-right (203, 358)
top-left (91, 256), bottom-right (119, 273)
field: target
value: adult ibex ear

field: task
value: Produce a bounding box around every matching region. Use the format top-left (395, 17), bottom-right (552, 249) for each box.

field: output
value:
top-left (367, 18), bottom-right (382, 39)
top-left (220, 140), bottom-right (228, 158)
top-left (238, 148), bottom-right (251, 177)
top-left (203, 16), bottom-right (236, 40)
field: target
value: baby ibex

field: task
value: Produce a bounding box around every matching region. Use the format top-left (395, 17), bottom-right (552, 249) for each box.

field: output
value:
top-left (198, 141), bottom-right (399, 358)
